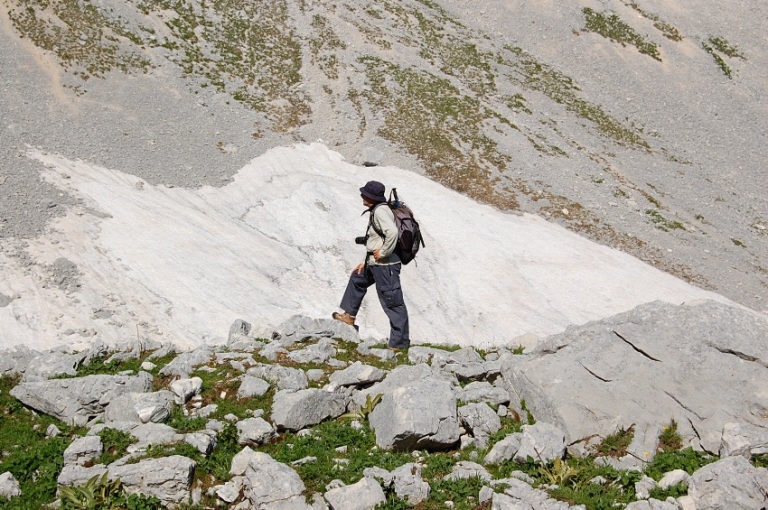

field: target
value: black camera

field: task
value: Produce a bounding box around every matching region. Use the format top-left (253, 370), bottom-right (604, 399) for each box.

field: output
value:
top-left (355, 235), bottom-right (368, 245)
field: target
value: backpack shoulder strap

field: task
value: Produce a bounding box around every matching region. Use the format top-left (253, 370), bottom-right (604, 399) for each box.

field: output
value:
top-left (367, 203), bottom-right (386, 238)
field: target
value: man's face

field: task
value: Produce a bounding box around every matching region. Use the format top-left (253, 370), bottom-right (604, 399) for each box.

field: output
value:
top-left (362, 195), bottom-right (374, 207)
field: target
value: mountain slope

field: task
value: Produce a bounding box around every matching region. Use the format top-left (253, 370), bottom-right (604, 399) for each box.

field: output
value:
top-left (0, 0), bottom-right (765, 312)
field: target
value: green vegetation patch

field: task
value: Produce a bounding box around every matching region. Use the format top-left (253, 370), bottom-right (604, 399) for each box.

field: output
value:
top-left (645, 448), bottom-right (716, 480)
top-left (60, 472), bottom-right (162, 510)
top-left (503, 46), bottom-right (649, 150)
top-left (134, 0), bottom-right (309, 130)
top-left (657, 419), bottom-right (683, 451)
top-left (262, 420), bottom-right (413, 494)
top-left (96, 427), bottom-right (137, 466)
top-left (7, 0), bottom-right (152, 80)
top-left (582, 7), bottom-right (661, 61)
top-left (310, 14), bottom-right (346, 80)
top-left (702, 35), bottom-right (745, 79)
top-left (625, 2), bottom-right (683, 41)
top-left (646, 209), bottom-right (686, 231)
top-left (357, 55), bottom-right (515, 210)
top-left (0, 376), bottom-right (76, 509)
top-left (596, 426), bottom-right (634, 458)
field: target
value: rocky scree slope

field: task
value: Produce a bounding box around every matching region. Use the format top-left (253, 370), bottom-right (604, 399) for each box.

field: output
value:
top-left (1, 300), bottom-right (768, 509)
top-left (0, 0), bottom-right (766, 311)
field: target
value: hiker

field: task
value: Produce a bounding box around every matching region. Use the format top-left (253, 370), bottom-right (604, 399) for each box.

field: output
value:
top-left (333, 180), bottom-right (410, 350)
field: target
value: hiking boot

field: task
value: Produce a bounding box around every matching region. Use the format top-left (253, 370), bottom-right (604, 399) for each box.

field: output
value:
top-left (332, 312), bottom-right (356, 326)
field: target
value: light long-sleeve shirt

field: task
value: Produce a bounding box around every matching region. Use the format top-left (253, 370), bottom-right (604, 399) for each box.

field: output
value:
top-left (365, 204), bottom-right (400, 266)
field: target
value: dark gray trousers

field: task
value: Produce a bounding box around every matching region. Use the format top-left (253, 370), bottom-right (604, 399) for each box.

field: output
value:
top-left (340, 263), bottom-right (410, 348)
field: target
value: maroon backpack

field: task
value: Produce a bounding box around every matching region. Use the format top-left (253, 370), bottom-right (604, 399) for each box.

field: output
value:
top-left (369, 189), bottom-right (425, 265)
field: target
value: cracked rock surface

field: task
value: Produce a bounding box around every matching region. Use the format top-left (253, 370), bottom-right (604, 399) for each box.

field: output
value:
top-left (501, 299), bottom-right (768, 455)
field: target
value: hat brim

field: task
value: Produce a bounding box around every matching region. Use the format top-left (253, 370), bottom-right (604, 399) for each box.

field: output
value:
top-left (360, 188), bottom-right (386, 203)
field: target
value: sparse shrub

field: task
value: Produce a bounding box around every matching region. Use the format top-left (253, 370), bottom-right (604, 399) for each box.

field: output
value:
top-left (657, 419), bottom-right (683, 451)
top-left (339, 393), bottom-right (382, 422)
top-left (59, 472), bottom-right (162, 510)
top-left (538, 457), bottom-right (579, 486)
top-left (596, 426), bottom-right (634, 458)
top-left (97, 428), bottom-right (136, 465)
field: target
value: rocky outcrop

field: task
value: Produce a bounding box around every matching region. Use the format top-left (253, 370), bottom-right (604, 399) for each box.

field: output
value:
top-left (9, 371), bottom-right (153, 426)
top-left (368, 377), bottom-right (460, 451)
top-left (271, 388), bottom-right (349, 432)
top-left (242, 452), bottom-right (306, 507)
top-left (5, 304), bottom-right (768, 509)
top-left (109, 455), bottom-right (195, 506)
top-left (688, 456), bottom-right (768, 510)
top-left (324, 477), bottom-right (386, 510)
top-left (500, 300), bottom-right (768, 457)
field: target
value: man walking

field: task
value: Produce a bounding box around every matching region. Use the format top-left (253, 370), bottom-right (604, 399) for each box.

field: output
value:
top-left (333, 181), bottom-right (410, 350)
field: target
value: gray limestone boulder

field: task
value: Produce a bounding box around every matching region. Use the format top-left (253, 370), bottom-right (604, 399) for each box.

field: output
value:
top-left (360, 146), bottom-right (384, 167)
top-left (169, 377), bottom-right (203, 405)
top-left (237, 417), bottom-right (277, 445)
top-left (407, 346), bottom-right (484, 366)
top-left (456, 381), bottom-right (510, 406)
top-left (57, 465), bottom-right (109, 488)
top-left (9, 372), bottom-right (153, 426)
top-left (635, 475), bottom-right (659, 500)
top-left (103, 390), bottom-right (175, 424)
top-left (109, 455), bottom-right (195, 506)
top-left (444, 461), bottom-right (492, 481)
top-left (688, 455), bottom-right (768, 510)
top-left (21, 350), bottom-right (86, 381)
top-left (444, 362), bottom-right (492, 382)
top-left (159, 349), bottom-right (213, 378)
top-left (514, 422), bottom-right (566, 464)
top-left (490, 477), bottom-right (580, 510)
top-left (327, 362), bottom-right (386, 391)
top-left (355, 364), bottom-right (455, 407)
top-left (720, 422), bottom-right (768, 459)
top-left (63, 436), bottom-right (103, 467)
top-left (237, 375), bottom-right (271, 398)
top-left (184, 431), bottom-right (217, 455)
top-left (390, 463), bottom-right (430, 505)
top-left (0, 472), bottom-right (22, 499)
top-left (625, 499), bottom-right (681, 510)
top-left (215, 477), bottom-right (243, 504)
top-left (231, 446), bottom-right (259, 476)
top-left (324, 477), bottom-right (386, 510)
top-left (228, 319), bottom-right (265, 352)
top-left (247, 364), bottom-right (308, 391)
top-left (271, 389), bottom-right (349, 431)
top-left (458, 402), bottom-right (502, 449)
top-left (288, 338), bottom-right (337, 364)
top-left (242, 453), bottom-right (306, 508)
top-left (658, 469), bottom-right (691, 490)
top-left (484, 434), bottom-right (522, 465)
top-left (0, 346), bottom-right (38, 377)
top-left (500, 300), bottom-right (768, 454)
top-left (368, 377), bottom-right (460, 451)
top-left (126, 423), bottom-right (183, 451)
top-left (275, 315), bottom-right (359, 345)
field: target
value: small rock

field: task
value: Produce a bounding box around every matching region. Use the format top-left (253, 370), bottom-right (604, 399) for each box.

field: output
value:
top-left (0, 472), bottom-right (22, 498)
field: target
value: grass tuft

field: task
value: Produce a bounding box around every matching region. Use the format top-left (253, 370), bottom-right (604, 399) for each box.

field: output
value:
top-left (582, 8), bottom-right (661, 61)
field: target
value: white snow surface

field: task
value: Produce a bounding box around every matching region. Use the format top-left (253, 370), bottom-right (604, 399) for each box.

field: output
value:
top-left (1, 143), bottom-right (732, 352)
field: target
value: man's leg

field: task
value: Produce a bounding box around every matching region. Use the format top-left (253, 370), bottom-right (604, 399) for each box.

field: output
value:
top-left (371, 264), bottom-right (410, 349)
top-left (339, 267), bottom-right (375, 317)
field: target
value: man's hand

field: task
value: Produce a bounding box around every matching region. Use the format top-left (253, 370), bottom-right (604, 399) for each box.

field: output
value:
top-left (372, 249), bottom-right (381, 261)
top-left (353, 263), bottom-right (365, 274)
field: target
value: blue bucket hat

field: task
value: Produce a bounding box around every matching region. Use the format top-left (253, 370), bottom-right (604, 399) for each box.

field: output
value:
top-left (360, 181), bottom-right (386, 203)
